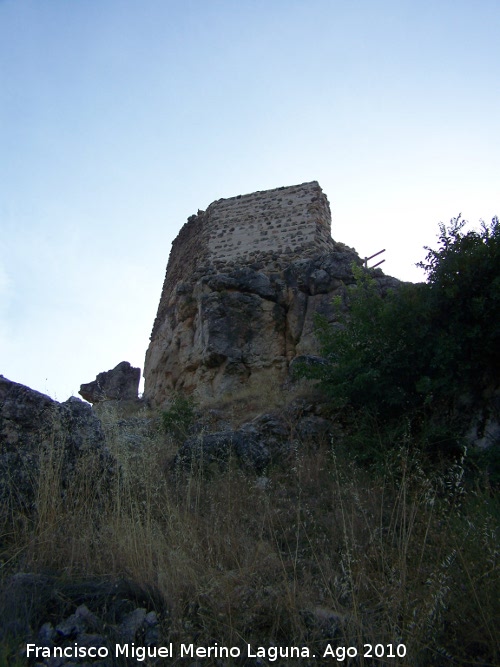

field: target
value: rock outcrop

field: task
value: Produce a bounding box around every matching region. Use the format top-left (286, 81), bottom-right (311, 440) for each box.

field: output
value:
top-left (1, 573), bottom-right (162, 665)
top-left (174, 408), bottom-right (336, 473)
top-left (79, 361), bottom-right (140, 404)
top-left (0, 376), bottom-right (114, 519)
top-left (144, 181), bottom-right (399, 407)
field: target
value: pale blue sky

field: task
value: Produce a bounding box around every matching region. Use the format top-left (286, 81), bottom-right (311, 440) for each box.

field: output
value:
top-left (1, 0), bottom-right (498, 400)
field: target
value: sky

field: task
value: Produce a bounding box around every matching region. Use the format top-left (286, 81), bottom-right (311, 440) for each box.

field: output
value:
top-left (1, 0), bottom-right (499, 401)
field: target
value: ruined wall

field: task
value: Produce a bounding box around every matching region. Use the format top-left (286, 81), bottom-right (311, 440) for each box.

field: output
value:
top-left (205, 181), bottom-right (334, 265)
top-left (151, 181), bottom-right (335, 341)
top-left (163, 181), bottom-right (332, 285)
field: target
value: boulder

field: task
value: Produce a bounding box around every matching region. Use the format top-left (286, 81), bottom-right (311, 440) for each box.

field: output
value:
top-left (174, 412), bottom-right (292, 473)
top-left (79, 361), bottom-right (140, 403)
top-left (0, 375), bottom-right (114, 519)
top-left (0, 573), bottom-right (163, 659)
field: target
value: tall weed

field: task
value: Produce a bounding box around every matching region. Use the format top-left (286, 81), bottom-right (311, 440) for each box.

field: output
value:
top-left (1, 419), bottom-right (498, 666)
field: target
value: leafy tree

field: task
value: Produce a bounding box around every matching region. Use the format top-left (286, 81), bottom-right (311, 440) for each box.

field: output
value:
top-left (417, 215), bottom-right (500, 394)
top-left (299, 216), bottom-right (500, 459)
top-left (310, 267), bottom-right (433, 417)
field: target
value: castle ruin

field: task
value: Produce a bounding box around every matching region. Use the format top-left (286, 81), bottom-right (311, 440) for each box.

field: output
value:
top-left (144, 182), bottom-right (369, 408)
top-left (157, 182), bottom-right (335, 309)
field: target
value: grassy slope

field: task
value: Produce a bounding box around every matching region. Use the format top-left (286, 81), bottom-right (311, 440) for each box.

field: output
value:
top-left (1, 405), bottom-right (499, 667)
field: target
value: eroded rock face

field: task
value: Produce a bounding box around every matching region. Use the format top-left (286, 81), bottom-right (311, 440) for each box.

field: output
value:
top-left (144, 251), bottom-right (399, 407)
top-left (173, 404), bottom-right (338, 473)
top-left (175, 413), bottom-right (292, 473)
top-left (0, 376), bottom-right (114, 518)
top-left (79, 361), bottom-right (140, 404)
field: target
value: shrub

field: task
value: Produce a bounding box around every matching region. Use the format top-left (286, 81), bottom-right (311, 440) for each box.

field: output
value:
top-left (297, 216), bottom-right (500, 462)
top-left (417, 215), bottom-right (500, 395)
top-left (161, 393), bottom-right (196, 442)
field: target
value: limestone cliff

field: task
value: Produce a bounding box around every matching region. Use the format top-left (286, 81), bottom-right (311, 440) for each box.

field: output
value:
top-left (144, 182), bottom-right (398, 407)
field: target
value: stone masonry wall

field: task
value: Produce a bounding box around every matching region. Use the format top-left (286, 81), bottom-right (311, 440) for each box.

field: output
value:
top-left (206, 181), bottom-right (334, 265)
top-left (151, 181), bottom-right (335, 340)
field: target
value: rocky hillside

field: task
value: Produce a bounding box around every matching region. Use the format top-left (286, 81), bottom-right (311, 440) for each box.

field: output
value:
top-left (0, 188), bottom-right (498, 667)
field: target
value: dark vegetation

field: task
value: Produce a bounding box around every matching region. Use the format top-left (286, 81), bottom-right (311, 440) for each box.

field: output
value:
top-left (1, 217), bottom-right (499, 666)
top-left (298, 216), bottom-right (500, 475)
top-left (161, 393), bottom-right (197, 442)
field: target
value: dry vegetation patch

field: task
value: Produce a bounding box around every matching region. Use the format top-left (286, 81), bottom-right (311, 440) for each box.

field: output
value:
top-left (1, 415), bottom-right (499, 666)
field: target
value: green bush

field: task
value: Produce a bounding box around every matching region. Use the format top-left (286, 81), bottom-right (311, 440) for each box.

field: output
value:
top-left (161, 393), bottom-right (196, 441)
top-left (298, 216), bottom-right (500, 462)
top-left (418, 215), bottom-right (500, 394)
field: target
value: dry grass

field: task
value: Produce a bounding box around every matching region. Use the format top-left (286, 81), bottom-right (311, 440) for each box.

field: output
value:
top-left (201, 377), bottom-right (319, 427)
top-left (1, 413), bottom-right (499, 666)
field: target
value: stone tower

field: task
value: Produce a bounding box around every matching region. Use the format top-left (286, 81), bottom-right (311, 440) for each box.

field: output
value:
top-left (149, 182), bottom-right (335, 339)
top-left (143, 182), bottom-right (373, 408)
